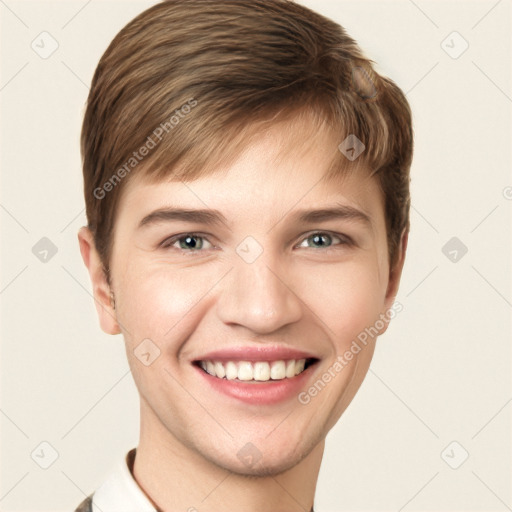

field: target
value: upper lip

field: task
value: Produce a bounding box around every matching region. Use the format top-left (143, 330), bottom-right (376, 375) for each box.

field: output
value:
top-left (194, 346), bottom-right (319, 363)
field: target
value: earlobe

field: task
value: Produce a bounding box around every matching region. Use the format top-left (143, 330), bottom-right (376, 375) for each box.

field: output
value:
top-left (77, 227), bottom-right (121, 335)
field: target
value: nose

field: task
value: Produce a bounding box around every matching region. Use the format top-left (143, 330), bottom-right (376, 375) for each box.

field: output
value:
top-left (215, 251), bottom-right (303, 334)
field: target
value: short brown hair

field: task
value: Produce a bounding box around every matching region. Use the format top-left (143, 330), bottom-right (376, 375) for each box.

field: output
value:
top-left (81, 0), bottom-right (413, 278)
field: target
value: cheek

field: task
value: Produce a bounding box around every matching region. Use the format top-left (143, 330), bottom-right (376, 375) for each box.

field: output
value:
top-left (117, 267), bottom-right (216, 401)
top-left (116, 252), bottom-right (387, 351)
top-left (117, 265), bottom-right (214, 345)
top-left (305, 262), bottom-right (386, 346)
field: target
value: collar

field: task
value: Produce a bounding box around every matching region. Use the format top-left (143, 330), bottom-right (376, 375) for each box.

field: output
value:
top-left (92, 448), bottom-right (157, 512)
top-left (92, 448), bottom-right (314, 512)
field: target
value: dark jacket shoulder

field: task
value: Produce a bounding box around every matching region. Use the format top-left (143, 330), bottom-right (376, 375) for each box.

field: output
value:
top-left (74, 493), bottom-right (94, 512)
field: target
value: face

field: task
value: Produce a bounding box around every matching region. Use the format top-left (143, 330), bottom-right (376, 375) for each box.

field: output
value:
top-left (81, 116), bottom-right (406, 477)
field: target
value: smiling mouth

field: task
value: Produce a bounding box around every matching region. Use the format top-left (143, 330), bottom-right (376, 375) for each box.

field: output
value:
top-left (194, 358), bottom-right (319, 382)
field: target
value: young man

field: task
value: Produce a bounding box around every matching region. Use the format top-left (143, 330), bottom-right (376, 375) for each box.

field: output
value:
top-left (76, 0), bottom-right (413, 510)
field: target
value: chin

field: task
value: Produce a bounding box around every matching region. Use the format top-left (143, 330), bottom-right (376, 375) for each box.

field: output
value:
top-left (217, 452), bottom-right (307, 478)
top-left (199, 429), bottom-right (323, 478)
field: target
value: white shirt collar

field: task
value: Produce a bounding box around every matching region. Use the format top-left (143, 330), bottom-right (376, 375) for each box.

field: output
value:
top-left (89, 448), bottom-right (315, 512)
top-left (92, 448), bottom-right (157, 512)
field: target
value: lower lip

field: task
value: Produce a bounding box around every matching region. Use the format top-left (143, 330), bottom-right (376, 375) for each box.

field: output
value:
top-left (194, 363), bottom-right (317, 405)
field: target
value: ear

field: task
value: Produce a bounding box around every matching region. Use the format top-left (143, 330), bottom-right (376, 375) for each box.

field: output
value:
top-left (78, 226), bottom-right (121, 335)
top-left (379, 229), bottom-right (408, 333)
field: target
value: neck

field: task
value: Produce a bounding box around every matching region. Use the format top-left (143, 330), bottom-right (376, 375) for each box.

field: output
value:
top-left (132, 405), bottom-right (323, 512)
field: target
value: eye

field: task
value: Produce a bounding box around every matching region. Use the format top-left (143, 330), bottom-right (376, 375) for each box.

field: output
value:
top-left (297, 231), bottom-right (351, 250)
top-left (160, 233), bottom-right (214, 251)
top-left (159, 231), bottom-right (351, 253)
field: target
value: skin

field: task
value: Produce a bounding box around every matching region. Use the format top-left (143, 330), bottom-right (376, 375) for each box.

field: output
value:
top-left (79, 114), bottom-right (407, 512)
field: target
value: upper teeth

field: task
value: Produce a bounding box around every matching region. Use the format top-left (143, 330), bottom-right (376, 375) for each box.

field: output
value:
top-left (199, 359), bottom-right (306, 381)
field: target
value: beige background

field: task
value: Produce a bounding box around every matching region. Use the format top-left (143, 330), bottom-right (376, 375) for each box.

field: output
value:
top-left (1, 1), bottom-right (511, 510)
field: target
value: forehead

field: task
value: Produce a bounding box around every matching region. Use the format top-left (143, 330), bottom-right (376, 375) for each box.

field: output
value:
top-left (118, 115), bottom-right (383, 225)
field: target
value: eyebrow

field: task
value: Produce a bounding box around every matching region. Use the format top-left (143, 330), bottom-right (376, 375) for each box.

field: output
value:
top-left (138, 208), bottom-right (229, 229)
top-left (292, 205), bottom-right (372, 226)
top-left (137, 204), bottom-right (372, 230)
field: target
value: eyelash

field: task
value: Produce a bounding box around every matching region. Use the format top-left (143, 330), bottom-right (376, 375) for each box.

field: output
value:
top-left (159, 231), bottom-right (353, 254)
